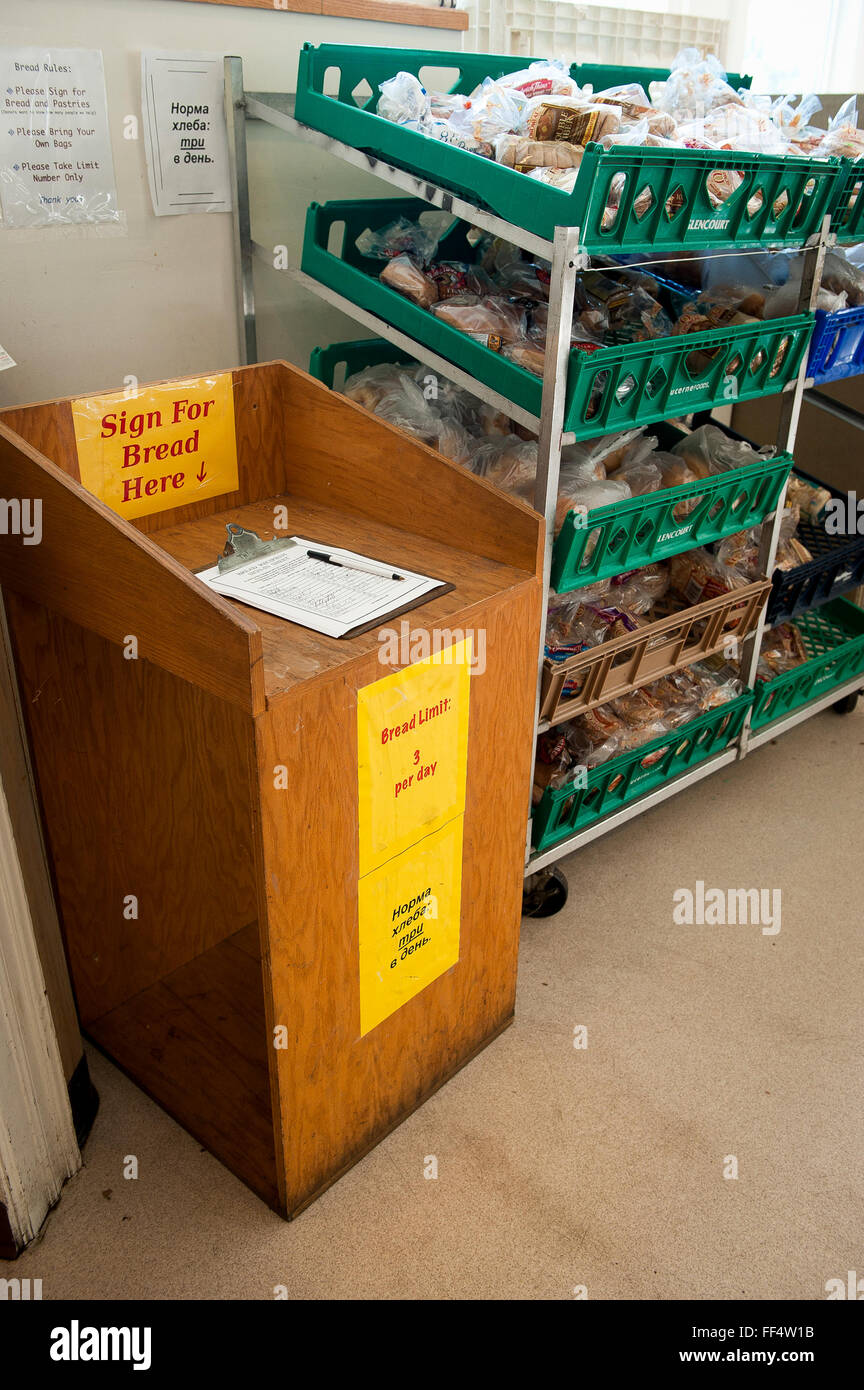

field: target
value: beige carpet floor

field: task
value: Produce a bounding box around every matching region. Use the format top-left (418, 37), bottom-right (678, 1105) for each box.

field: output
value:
top-left (5, 704), bottom-right (862, 1300)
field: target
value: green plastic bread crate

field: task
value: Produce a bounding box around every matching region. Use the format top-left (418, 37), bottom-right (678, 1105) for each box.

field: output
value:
top-left (295, 44), bottom-right (840, 250)
top-left (301, 196), bottom-right (814, 440)
top-left (309, 338), bottom-right (794, 592)
top-left (532, 689), bottom-right (753, 852)
top-left (553, 421), bottom-right (793, 590)
top-left (751, 597), bottom-right (864, 728)
top-left (309, 338), bottom-right (414, 387)
top-left (829, 159), bottom-right (864, 242)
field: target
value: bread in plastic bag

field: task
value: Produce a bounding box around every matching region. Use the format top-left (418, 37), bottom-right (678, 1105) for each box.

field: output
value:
top-left (496, 61), bottom-right (582, 100)
top-left (494, 134), bottom-right (585, 170)
top-left (431, 293), bottom-right (527, 344)
top-left (379, 253), bottom-right (440, 308)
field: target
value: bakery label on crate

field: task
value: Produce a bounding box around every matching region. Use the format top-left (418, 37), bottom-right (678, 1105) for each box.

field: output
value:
top-left (71, 374), bottom-right (238, 520)
top-left (358, 817), bottom-right (463, 1037)
top-left (356, 639), bottom-right (470, 1033)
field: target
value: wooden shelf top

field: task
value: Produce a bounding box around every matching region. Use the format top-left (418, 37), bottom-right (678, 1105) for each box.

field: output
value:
top-left (156, 491), bottom-right (530, 705)
top-left (180, 0), bottom-right (469, 30)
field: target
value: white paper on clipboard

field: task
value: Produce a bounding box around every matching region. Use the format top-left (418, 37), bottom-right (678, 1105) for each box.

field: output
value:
top-left (197, 536), bottom-right (446, 638)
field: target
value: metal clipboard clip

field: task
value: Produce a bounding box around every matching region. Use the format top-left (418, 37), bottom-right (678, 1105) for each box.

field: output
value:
top-left (216, 523), bottom-right (299, 576)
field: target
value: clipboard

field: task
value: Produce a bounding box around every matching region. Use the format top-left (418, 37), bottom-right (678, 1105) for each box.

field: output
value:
top-left (195, 525), bottom-right (453, 639)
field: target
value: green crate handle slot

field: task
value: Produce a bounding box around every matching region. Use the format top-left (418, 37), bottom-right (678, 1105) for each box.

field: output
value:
top-left (751, 597), bottom-right (864, 728)
top-left (532, 690), bottom-right (753, 852)
top-left (301, 196), bottom-right (814, 440)
top-left (295, 44), bottom-right (840, 251)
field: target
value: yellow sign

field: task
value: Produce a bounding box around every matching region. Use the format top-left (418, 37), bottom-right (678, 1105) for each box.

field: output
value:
top-left (71, 374), bottom-right (238, 520)
top-left (358, 819), bottom-right (463, 1037)
top-left (357, 638), bottom-right (471, 877)
top-left (357, 639), bottom-right (471, 1034)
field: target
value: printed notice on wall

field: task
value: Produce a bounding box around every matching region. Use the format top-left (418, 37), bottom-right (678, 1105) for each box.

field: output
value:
top-left (0, 48), bottom-right (119, 228)
top-left (71, 375), bottom-right (238, 521)
top-left (356, 640), bottom-right (471, 1035)
top-left (141, 52), bottom-right (231, 216)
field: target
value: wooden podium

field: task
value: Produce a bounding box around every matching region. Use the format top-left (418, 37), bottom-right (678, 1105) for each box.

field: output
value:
top-left (0, 361), bottom-right (542, 1217)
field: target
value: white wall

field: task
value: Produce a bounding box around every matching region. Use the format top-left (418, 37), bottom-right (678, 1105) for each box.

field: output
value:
top-left (0, 0), bottom-right (465, 407)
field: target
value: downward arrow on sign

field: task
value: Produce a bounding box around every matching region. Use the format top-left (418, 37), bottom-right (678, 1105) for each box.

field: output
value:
top-left (196, 463), bottom-right (207, 483)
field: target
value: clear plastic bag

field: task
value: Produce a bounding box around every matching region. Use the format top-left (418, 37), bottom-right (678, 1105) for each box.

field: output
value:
top-left (449, 78), bottom-right (529, 147)
top-left (527, 166), bottom-right (580, 193)
top-left (556, 473), bottom-right (632, 532)
top-left (560, 427), bottom-right (645, 475)
top-left (650, 48), bottom-right (741, 122)
top-left (495, 61), bottom-right (582, 100)
top-left (469, 435), bottom-right (536, 504)
top-left (677, 103), bottom-right (789, 154)
top-left (819, 248), bottom-right (864, 307)
top-left (377, 72), bottom-right (431, 126)
top-left (672, 424), bottom-right (772, 478)
top-left (610, 455), bottom-right (662, 497)
top-left (431, 293), bottom-right (527, 344)
top-left (343, 362), bottom-right (411, 410)
top-left (356, 215), bottom-right (447, 263)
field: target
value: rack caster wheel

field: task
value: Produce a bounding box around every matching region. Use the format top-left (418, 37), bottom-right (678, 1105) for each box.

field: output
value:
top-left (832, 691), bottom-right (860, 714)
top-left (522, 866), bottom-right (569, 918)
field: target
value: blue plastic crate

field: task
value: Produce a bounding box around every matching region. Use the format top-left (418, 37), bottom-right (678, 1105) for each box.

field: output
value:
top-left (807, 305), bottom-right (864, 384)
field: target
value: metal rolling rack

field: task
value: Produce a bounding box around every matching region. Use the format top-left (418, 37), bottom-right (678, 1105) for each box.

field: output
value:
top-left (222, 55), bottom-right (863, 897)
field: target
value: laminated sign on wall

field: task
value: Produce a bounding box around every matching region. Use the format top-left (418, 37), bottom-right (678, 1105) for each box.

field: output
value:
top-left (0, 47), bottom-right (118, 227)
top-left (141, 52), bottom-right (232, 216)
top-left (357, 640), bottom-right (471, 1036)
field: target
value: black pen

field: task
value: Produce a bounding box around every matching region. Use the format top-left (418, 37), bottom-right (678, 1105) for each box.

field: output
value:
top-left (306, 549), bottom-right (405, 581)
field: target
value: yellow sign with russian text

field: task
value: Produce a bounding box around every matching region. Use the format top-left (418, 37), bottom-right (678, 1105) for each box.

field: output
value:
top-left (71, 374), bottom-right (238, 520)
top-left (358, 818), bottom-right (463, 1037)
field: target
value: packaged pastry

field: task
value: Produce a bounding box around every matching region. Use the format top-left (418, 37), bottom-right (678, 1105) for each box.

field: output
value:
top-left (523, 97), bottom-right (622, 145)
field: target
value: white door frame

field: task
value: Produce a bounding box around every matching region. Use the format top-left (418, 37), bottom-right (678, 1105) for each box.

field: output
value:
top-left (0, 598), bottom-right (80, 1253)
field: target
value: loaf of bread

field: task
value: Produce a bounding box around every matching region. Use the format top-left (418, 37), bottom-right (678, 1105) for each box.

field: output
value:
top-left (380, 254), bottom-right (439, 309)
top-left (431, 294), bottom-right (526, 344)
top-left (495, 134), bottom-right (584, 170)
top-left (502, 341), bottom-right (546, 375)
